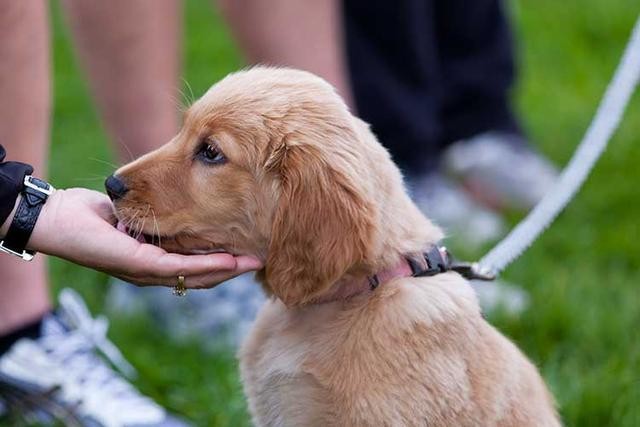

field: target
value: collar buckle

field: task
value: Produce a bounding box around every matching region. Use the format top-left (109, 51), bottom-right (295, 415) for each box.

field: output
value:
top-left (409, 246), bottom-right (450, 277)
top-left (410, 245), bottom-right (496, 281)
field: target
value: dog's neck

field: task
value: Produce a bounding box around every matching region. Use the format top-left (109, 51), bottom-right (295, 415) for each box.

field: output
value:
top-left (302, 182), bottom-right (445, 306)
top-left (368, 202), bottom-right (443, 271)
top-left (324, 180), bottom-right (445, 302)
top-left (311, 257), bottom-right (415, 304)
top-left (311, 246), bottom-right (450, 305)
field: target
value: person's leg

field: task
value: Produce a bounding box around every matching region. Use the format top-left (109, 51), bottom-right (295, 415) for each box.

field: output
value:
top-left (60, 0), bottom-right (181, 161)
top-left (0, 0), bottom-right (51, 335)
top-left (343, 0), bottom-right (507, 247)
top-left (435, 0), bottom-right (557, 210)
top-left (218, 0), bottom-right (354, 108)
top-left (434, 0), bottom-right (520, 145)
top-left (343, 0), bottom-right (442, 175)
top-left (0, 6), bottom-right (193, 422)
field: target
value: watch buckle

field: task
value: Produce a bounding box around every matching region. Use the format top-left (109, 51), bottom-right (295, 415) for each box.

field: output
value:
top-left (23, 175), bottom-right (54, 196)
top-left (0, 240), bottom-right (35, 261)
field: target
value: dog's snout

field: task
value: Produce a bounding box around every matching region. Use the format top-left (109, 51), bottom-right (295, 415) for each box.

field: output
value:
top-left (105, 174), bottom-right (129, 201)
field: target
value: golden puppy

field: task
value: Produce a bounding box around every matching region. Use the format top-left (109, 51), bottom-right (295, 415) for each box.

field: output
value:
top-left (111, 67), bottom-right (560, 426)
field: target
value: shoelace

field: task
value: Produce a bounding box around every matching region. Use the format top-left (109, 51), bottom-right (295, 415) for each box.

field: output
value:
top-left (39, 333), bottom-right (141, 402)
top-left (38, 289), bottom-right (158, 409)
top-left (58, 289), bottom-right (137, 379)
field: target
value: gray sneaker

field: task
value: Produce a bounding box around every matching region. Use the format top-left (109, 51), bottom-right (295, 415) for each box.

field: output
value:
top-left (443, 132), bottom-right (558, 211)
top-left (107, 273), bottom-right (265, 349)
top-left (410, 173), bottom-right (506, 248)
top-left (0, 289), bottom-right (189, 427)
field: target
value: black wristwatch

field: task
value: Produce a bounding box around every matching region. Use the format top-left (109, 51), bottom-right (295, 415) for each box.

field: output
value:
top-left (0, 175), bottom-right (54, 261)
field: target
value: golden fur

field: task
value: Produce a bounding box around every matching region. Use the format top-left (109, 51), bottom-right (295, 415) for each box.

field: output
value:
top-left (113, 67), bottom-right (560, 426)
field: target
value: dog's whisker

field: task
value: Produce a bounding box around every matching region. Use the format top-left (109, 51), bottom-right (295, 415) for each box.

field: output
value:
top-left (124, 209), bottom-right (140, 231)
top-left (88, 157), bottom-right (120, 169)
top-left (133, 217), bottom-right (142, 239)
top-left (181, 77), bottom-right (196, 105)
top-left (126, 216), bottom-right (137, 235)
top-left (134, 217), bottom-right (144, 240)
top-left (123, 209), bottom-right (142, 238)
top-left (151, 208), bottom-right (162, 250)
top-left (134, 205), bottom-right (151, 240)
top-left (169, 92), bottom-right (188, 114)
top-left (115, 138), bottom-right (136, 163)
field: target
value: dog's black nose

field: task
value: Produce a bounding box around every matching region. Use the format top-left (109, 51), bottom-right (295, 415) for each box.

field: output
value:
top-left (105, 174), bottom-right (128, 201)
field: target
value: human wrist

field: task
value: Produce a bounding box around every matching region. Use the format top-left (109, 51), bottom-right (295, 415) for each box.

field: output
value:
top-left (26, 188), bottom-right (63, 254)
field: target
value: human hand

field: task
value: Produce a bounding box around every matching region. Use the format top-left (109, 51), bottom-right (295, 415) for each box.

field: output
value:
top-left (27, 188), bottom-right (263, 288)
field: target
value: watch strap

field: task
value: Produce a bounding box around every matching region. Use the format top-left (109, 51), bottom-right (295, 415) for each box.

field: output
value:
top-left (0, 177), bottom-right (53, 260)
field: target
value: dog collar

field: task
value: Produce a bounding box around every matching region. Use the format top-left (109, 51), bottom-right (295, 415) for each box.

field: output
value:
top-left (313, 246), bottom-right (495, 304)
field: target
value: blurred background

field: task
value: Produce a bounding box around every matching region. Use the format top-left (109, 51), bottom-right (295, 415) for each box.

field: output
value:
top-left (3, 0), bottom-right (639, 425)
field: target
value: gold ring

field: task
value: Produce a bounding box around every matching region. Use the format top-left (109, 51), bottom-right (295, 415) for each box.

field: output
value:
top-left (172, 275), bottom-right (187, 297)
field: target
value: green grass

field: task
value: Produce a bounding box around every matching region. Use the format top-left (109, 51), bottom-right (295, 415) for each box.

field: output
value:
top-left (8, 0), bottom-right (640, 425)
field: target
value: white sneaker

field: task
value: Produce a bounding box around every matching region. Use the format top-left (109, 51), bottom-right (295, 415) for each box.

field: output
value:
top-left (0, 289), bottom-right (189, 427)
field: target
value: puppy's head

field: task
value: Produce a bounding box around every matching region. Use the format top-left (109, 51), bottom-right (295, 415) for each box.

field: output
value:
top-left (110, 67), bottom-right (439, 306)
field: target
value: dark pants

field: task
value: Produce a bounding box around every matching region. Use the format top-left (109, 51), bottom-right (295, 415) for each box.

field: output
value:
top-left (344, 0), bottom-right (522, 174)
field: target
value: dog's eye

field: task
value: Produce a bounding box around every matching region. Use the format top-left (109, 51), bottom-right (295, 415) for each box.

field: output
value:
top-left (197, 141), bottom-right (226, 165)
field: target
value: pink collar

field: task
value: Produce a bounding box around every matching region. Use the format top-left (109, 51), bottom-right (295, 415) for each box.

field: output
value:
top-left (308, 246), bottom-right (494, 305)
top-left (311, 257), bottom-right (419, 304)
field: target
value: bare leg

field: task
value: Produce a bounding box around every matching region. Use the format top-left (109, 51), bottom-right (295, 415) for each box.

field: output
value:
top-left (61, 0), bottom-right (181, 162)
top-left (0, 1), bottom-right (51, 335)
top-left (218, 0), bottom-right (354, 108)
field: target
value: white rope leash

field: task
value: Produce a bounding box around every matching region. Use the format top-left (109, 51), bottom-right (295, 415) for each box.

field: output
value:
top-left (477, 14), bottom-right (640, 277)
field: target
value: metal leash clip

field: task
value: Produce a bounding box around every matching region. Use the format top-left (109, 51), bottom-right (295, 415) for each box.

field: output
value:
top-left (436, 246), bottom-right (496, 281)
top-left (448, 261), bottom-right (496, 281)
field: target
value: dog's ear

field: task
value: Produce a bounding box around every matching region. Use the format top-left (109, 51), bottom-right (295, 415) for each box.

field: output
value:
top-left (264, 135), bottom-right (373, 306)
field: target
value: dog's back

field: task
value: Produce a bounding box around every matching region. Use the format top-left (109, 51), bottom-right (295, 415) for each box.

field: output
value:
top-left (241, 272), bottom-right (560, 426)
